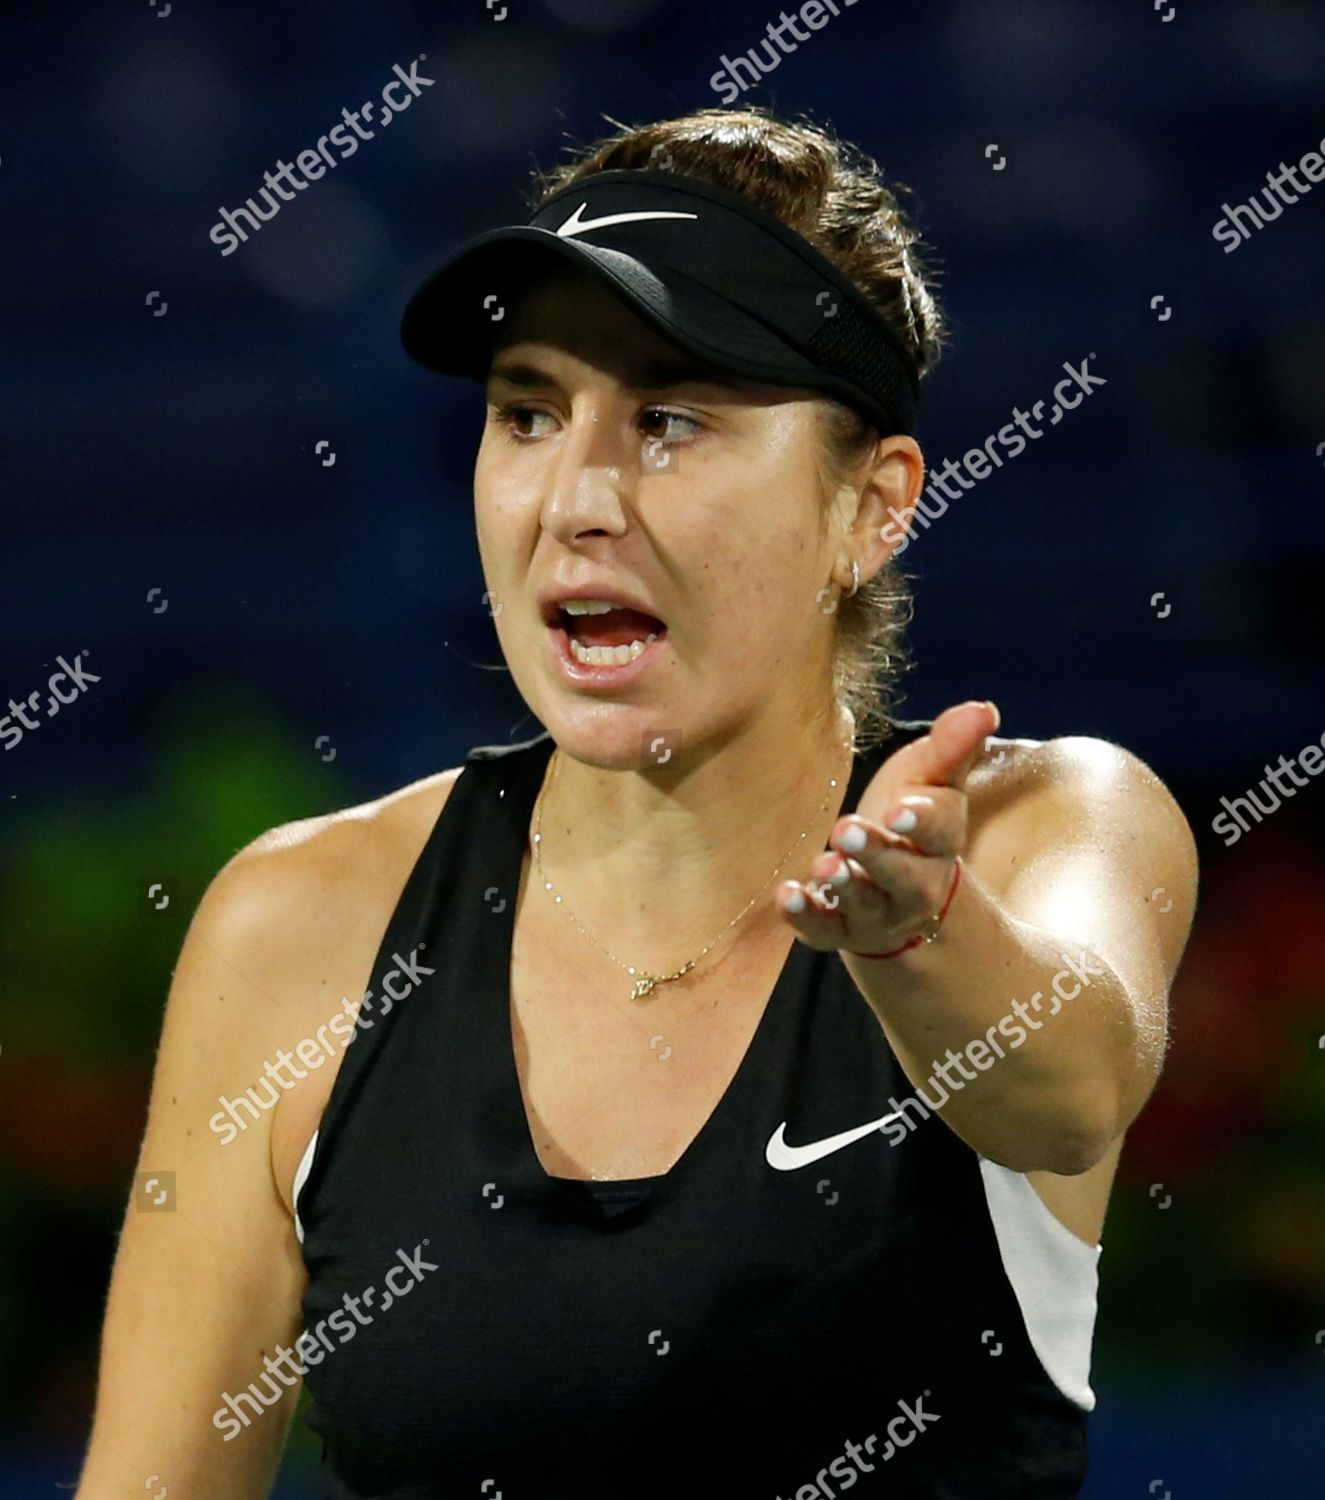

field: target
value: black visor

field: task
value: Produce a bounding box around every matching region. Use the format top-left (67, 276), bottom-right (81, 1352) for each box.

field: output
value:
top-left (399, 168), bottom-right (921, 437)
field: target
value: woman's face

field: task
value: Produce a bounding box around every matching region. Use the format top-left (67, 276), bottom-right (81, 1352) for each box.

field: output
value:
top-left (473, 260), bottom-right (852, 769)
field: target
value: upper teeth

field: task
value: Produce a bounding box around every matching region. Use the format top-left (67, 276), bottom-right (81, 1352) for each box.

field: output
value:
top-left (557, 599), bottom-right (662, 667)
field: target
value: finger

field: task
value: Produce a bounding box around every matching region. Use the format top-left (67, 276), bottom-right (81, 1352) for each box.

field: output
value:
top-left (828, 843), bottom-right (954, 926)
top-left (774, 870), bottom-right (852, 948)
top-left (806, 851), bottom-right (917, 941)
top-left (877, 792), bottom-right (963, 854)
top-left (883, 700), bottom-right (999, 796)
top-left (830, 796), bottom-right (965, 870)
top-left (795, 847), bottom-right (950, 953)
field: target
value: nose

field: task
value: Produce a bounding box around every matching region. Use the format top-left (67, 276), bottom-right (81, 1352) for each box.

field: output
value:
top-left (539, 400), bottom-right (636, 545)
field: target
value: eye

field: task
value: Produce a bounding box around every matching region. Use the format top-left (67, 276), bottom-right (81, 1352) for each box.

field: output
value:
top-left (488, 402), bottom-right (555, 442)
top-left (486, 401), bottom-right (704, 447)
top-left (638, 407), bottom-right (703, 445)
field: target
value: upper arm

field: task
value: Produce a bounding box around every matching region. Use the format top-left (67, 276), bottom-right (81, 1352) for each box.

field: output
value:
top-left (77, 839), bottom-right (322, 1500)
top-left (969, 734), bottom-right (1199, 1118)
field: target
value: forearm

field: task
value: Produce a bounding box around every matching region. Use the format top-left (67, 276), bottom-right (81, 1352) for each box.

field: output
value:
top-left (843, 863), bottom-right (1142, 1174)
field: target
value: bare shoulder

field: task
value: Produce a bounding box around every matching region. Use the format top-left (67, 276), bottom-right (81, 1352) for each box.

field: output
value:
top-left (235, 763), bottom-right (465, 886)
top-left (966, 732), bottom-right (1198, 931)
top-left (202, 764), bottom-right (465, 1008)
top-left (968, 730), bottom-right (1185, 813)
top-left (204, 763), bottom-right (468, 1218)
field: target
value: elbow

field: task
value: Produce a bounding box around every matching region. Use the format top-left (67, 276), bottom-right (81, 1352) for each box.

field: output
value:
top-left (1040, 1129), bottom-right (1113, 1176)
top-left (985, 1087), bottom-right (1119, 1176)
top-left (1037, 1086), bottom-right (1119, 1175)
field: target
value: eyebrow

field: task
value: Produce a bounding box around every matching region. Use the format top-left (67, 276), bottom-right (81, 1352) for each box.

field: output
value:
top-left (486, 356), bottom-right (739, 394)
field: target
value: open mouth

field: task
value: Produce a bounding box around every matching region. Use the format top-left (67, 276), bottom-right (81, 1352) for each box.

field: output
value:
top-left (555, 603), bottom-right (668, 667)
top-left (546, 600), bottom-right (672, 672)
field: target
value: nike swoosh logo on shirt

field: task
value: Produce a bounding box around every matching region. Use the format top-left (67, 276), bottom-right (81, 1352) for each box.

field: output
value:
top-left (556, 203), bottom-right (699, 239)
top-left (765, 1110), bottom-right (906, 1171)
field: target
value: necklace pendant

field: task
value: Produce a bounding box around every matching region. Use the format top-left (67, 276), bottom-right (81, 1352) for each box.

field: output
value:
top-left (630, 974), bottom-right (657, 1001)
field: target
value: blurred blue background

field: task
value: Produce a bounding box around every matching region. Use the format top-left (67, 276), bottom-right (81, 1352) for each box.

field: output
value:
top-left (1, 0), bottom-right (1322, 1494)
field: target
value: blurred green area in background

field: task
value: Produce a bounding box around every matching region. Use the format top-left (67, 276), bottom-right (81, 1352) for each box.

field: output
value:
top-left (0, 683), bottom-right (339, 1467)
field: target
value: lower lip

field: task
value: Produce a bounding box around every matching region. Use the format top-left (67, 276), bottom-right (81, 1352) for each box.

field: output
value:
top-left (547, 621), bottom-right (667, 688)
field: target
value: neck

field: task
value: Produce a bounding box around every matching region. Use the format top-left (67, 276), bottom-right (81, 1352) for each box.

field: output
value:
top-left (531, 702), bottom-right (858, 965)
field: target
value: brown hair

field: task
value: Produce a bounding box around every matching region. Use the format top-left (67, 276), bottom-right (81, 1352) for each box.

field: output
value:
top-left (528, 106), bottom-right (947, 751)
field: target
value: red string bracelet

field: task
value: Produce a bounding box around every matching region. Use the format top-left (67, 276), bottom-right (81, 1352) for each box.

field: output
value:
top-left (845, 857), bottom-right (964, 960)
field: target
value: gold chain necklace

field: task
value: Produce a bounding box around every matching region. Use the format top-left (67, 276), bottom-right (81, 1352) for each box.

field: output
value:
top-left (530, 737), bottom-right (855, 1001)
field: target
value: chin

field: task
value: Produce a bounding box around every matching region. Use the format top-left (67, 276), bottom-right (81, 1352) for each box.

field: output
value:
top-left (528, 700), bottom-right (696, 774)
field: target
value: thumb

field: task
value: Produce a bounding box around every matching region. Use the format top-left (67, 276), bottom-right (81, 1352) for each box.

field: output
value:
top-left (908, 700), bottom-right (1001, 791)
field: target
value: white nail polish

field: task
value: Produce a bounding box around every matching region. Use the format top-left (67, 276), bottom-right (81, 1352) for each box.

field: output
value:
top-left (888, 808), bottom-right (918, 833)
top-left (839, 824), bottom-right (867, 853)
top-left (784, 888), bottom-right (806, 914)
top-left (829, 861), bottom-right (851, 888)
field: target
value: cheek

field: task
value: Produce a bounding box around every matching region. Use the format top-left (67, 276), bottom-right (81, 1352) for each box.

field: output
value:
top-left (680, 495), bottom-right (820, 629)
top-left (679, 534), bottom-right (809, 674)
top-left (666, 485), bottom-right (819, 644)
top-left (474, 461), bottom-right (536, 572)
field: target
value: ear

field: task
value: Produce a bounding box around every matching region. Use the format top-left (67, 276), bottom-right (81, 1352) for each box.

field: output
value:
top-left (850, 437), bottom-right (926, 578)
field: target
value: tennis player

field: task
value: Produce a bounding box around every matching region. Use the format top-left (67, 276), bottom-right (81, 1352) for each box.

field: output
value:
top-left (76, 107), bottom-right (1197, 1499)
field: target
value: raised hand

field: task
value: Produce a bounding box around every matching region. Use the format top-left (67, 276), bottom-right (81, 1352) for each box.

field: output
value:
top-left (777, 700), bottom-right (1000, 958)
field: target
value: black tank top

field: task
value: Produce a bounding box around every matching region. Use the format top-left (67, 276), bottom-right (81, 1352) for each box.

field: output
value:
top-left (295, 718), bottom-right (1090, 1497)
